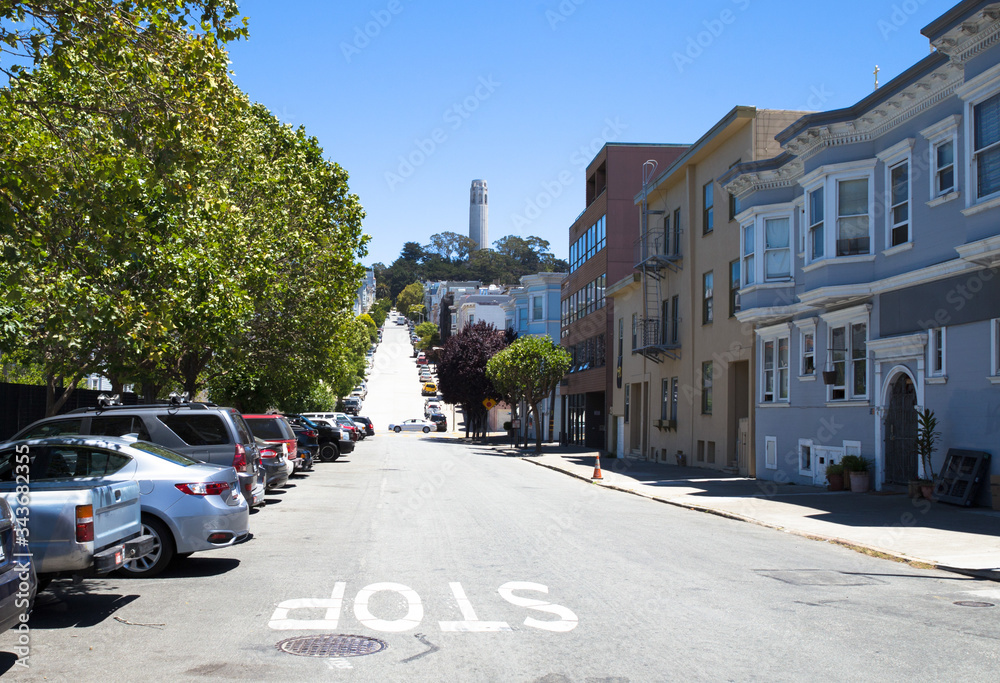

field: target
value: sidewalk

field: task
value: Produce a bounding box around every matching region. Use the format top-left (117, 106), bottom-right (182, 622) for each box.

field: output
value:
top-left (504, 444), bottom-right (1000, 582)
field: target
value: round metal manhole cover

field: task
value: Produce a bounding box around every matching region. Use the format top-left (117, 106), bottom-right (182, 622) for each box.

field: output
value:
top-left (953, 601), bottom-right (995, 608)
top-left (276, 634), bottom-right (388, 658)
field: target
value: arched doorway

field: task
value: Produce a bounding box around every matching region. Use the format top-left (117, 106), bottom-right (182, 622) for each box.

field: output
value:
top-left (884, 373), bottom-right (917, 484)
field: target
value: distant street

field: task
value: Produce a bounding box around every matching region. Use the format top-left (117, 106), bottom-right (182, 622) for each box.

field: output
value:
top-left (5, 323), bottom-right (998, 682)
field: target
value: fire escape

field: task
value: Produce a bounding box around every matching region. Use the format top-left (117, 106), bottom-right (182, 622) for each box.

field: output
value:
top-left (633, 160), bottom-right (681, 363)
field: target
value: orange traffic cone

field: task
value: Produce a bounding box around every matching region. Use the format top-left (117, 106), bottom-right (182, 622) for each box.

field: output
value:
top-left (592, 454), bottom-right (603, 480)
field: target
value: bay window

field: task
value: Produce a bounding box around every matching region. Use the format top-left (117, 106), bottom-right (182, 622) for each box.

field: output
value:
top-left (764, 218), bottom-right (791, 279)
top-left (837, 178), bottom-right (870, 255)
top-left (742, 223), bottom-right (755, 286)
top-left (808, 187), bottom-right (824, 261)
top-left (974, 92), bottom-right (1000, 199)
top-left (888, 160), bottom-right (910, 247)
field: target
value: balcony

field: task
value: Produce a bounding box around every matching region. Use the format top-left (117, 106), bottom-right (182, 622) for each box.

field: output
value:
top-left (635, 226), bottom-right (682, 271)
top-left (633, 317), bottom-right (680, 362)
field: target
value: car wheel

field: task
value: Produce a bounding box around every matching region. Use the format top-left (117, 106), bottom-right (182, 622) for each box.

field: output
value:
top-left (422, 426), bottom-right (430, 433)
top-left (119, 515), bottom-right (175, 578)
top-left (319, 443), bottom-right (340, 462)
top-left (394, 426), bottom-right (401, 433)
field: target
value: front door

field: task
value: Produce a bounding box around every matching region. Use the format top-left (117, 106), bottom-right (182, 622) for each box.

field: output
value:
top-left (884, 374), bottom-right (917, 485)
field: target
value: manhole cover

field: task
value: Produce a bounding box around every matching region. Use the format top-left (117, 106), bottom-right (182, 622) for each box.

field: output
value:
top-left (276, 634), bottom-right (388, 658)
top-left (954, 601), bottom-right (995, 608)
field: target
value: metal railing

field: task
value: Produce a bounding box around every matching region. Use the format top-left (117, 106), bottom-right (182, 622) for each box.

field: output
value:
top-left (634, 227), bottom-right (682, 268)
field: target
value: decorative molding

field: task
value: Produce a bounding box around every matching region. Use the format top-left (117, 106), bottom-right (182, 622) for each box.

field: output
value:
top-left (882, 242), bottom-right (914, 257)
top-left (927, 190), bottom-right (960, 207)
top-left (819, 303), bottom-right (872, 326)
top-left (868, 333), bottom-right (926, 362)
top-left (875, 137), bottom-right (915, 165)
top-left (935, 10), bottom-right (1000, 66)
top-left (955, 234), bottom-right (1000, 267)
top-left (919, 113), bottom-right (962, 140)
top-left (960, 193), bottom-right (1000, 217)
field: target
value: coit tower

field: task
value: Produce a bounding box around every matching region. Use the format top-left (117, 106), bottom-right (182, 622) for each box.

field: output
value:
top-left (469, 179), bottom-right (488, 250)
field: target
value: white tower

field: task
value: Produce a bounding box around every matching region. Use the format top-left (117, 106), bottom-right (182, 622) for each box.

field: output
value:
top-left (469, 179), bottom-right (488, 250)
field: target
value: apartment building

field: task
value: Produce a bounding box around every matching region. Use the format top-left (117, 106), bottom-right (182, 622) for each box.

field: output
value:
top-left (607, 107), bottom-right (807, 474)
top-left (720, 0), bottom-right (1000, 499)
top-left (560, 143), bottom-right (688, 450)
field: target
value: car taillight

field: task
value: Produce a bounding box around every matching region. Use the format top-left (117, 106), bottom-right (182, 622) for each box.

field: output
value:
top-left (260, 448), bottom-right (278, 459)
top-left (76, 504), bottom-right (94, 543)
top-left (234, 443), bottom-right (247, 471)
top-left (175, 482), bottom-right (231, 496)
top-left (304, 429), bottom-right (317, 438)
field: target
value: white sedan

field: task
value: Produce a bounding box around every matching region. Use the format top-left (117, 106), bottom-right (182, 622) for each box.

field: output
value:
top-left (388, 419), bottom-right (436, 434)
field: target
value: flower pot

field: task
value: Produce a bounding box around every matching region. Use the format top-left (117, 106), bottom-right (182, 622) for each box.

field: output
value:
top-left (827, 473), bottom-right (844, 491)
top-left (842, 467), bottom-right (853, 491)
top-left (920, 484), bottom-right (934, 500)
top-left (849, 471), bottom-right (870, 493)
top-left (908, 480), bottom-right (923, 499)
top-left (822, 370), bottom-right (838, 384)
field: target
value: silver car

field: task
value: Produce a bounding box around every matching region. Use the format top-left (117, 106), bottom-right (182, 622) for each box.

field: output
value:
top-left (11, 436), bottom-right (250, 578)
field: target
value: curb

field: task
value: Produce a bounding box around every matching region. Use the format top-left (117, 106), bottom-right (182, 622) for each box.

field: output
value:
top-left (518, 455), bottom-right (1000, 583)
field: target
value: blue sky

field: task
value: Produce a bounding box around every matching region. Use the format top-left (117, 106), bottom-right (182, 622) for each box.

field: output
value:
top-left (226, 0), bottom-right (958, 267)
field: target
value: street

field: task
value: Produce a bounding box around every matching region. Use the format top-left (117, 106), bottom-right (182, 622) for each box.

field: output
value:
top-left (3, 324), bottom-right (999, 682)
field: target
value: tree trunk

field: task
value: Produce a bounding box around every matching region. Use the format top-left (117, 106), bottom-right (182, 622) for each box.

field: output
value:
top-left (45, 372), bottom-right (83, 417)
top-left (532, 402), bottom-right (543, 454)
top-left (142, 381), bottom-right (162, 404)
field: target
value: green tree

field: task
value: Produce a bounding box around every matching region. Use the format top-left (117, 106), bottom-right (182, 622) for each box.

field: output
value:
top-left (358, 314), bottom-right (378, 343)
top-left (396, 282), bottom-right (424, 316)
top-left (415, 321), bottom-right (439, 351)
top-left (487, 335), bottom-right (571, 453)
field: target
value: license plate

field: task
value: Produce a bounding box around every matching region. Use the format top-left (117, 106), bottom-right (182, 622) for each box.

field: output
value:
top-left (0, 542), bottom-right (6, 563)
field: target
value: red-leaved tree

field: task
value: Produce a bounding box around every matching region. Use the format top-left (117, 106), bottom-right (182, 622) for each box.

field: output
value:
top-left (436, 321), bottom-right (509, 438)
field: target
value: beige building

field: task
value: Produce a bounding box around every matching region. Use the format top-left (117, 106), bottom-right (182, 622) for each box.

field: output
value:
top-left (607, 107), bottom-right (807, 475)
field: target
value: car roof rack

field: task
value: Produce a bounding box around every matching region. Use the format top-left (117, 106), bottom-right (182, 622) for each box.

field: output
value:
top-left (68, 400), bottom-right (218, 414)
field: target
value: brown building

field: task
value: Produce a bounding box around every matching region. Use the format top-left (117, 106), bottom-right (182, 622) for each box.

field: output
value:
top-left (560, 143), bottom-right (688, 449)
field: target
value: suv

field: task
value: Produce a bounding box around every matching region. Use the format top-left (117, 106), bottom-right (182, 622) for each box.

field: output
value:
top-left (286, 414), bottom-right (350, 462)
top-left (427, 413), bottom-right (447, 432)
top-left (11, 400), bottom-right (265, 508)
top-left (342, 397), bottom-right (361, 416)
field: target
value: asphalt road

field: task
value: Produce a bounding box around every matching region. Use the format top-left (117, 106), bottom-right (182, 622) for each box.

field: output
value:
top-left (3, 321), bottom-right (999, 682)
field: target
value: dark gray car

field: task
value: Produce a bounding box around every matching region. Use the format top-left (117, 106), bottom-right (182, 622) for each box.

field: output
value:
top-left (11, 402), bottom-right (265, 508)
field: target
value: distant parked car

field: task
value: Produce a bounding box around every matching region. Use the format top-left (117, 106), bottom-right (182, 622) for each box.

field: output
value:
top-left (287, 414), bottom-right (347, 462)
top-left (352, 416), bottom-right (375, 437)
top-left (422, 382), bottom-right (437, 396)
top-left (427, 413), bottom-right (447, 432)
top-left (342, 397), bottom-right (361, 416)
top-left (0, 497), bottom-right (35, 634)
top-left (388, 419), bottom-right (436, 433)
top-left (11, 399), bottom-right (265, 509)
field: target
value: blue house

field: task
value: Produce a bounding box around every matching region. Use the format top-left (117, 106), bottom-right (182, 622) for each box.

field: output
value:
top-left (720, 0), bottom-right (1000, 500)
top-left (502, 272), bottom-right (567, 442)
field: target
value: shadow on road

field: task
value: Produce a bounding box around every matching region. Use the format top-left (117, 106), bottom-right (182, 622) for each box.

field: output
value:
top-left (29, 583), bottom-right (139, 629)
top-left (0, 652), bottom-right (20, 675)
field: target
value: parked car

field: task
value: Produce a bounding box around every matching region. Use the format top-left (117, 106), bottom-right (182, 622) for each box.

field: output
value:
top-left (389, 419), bottom-right (436, 433)
top-left (353, 383), bottom-right (368, 400)
top-left (284, 419), bottom-right (317, 471)
top-left (11, 399), bottom-right (265, 508)
top-left (422, 382), bottom-right (438, 396)
top-left (427, 413), bottom-right (447, 432)
top-left (342, 397), bottom-right (361, 416)
top-left (424, 401), bottom-right (442, 418)
top-left (254, 437), bottom-right (290, 491)
top-left (0, 497), bottom-right (35, 634)
top-left (351, 416), bottom-right (375, 437)
top-left (299, 413), bottom-right (356, 461)
top-left (101, 437), bottom-right (250, 577)
top-left (0, 438), bottom-right (154, 586)
top-left (243, 414), bottom-right (298, 477)
top-left (287, 414), bottom-right (348, 462)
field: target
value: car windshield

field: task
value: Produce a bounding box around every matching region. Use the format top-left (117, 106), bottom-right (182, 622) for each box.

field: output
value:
top-left (131, 441), bottom-right (199, 466)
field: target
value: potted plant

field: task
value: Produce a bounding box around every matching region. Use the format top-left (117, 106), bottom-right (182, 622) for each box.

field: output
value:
top-left (849, 457), bottom-right (871, 493)
top-left (841, 454), bottom-right (860, 491)
top-left (914, 408), bottom-right (940, 500)
top-left (826, 462), bottom-right (845, 491)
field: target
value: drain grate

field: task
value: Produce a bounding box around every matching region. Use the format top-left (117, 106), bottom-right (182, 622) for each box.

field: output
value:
top-left (954, 601), bottom-right (995, 608)
top-left (276, 634), bottom-right (388, 658)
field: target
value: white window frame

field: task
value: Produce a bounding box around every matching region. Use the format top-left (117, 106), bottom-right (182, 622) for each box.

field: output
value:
top-left (739, 205), bottom-right (796, 285)
top-left (805, 185), bottom-right (825, 263)
top-left (799, 159), bottom-right (877, 263)
top-left (820, 304), bottom-right (871, 402)
top-left (958, 63), bottom-right (1000, 210)
top-left (795, 318), bottom-right (818, 378)
top-left (920, 115), bottom-right (961, 205)
top-left (763, 217), bottom-right (792, 281)
top-left (764, 436), bottom-right (777, 470)
top-left (877, 138), bottom-right (914, 252)
top-left (798, 438), bottom-right (814, 476)
top-left (928, 326), bottom-right (947, 380)
top-left (757, 322), bottom-right (792, 404)
top-left (531, 295), bottom-right (544, 322)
